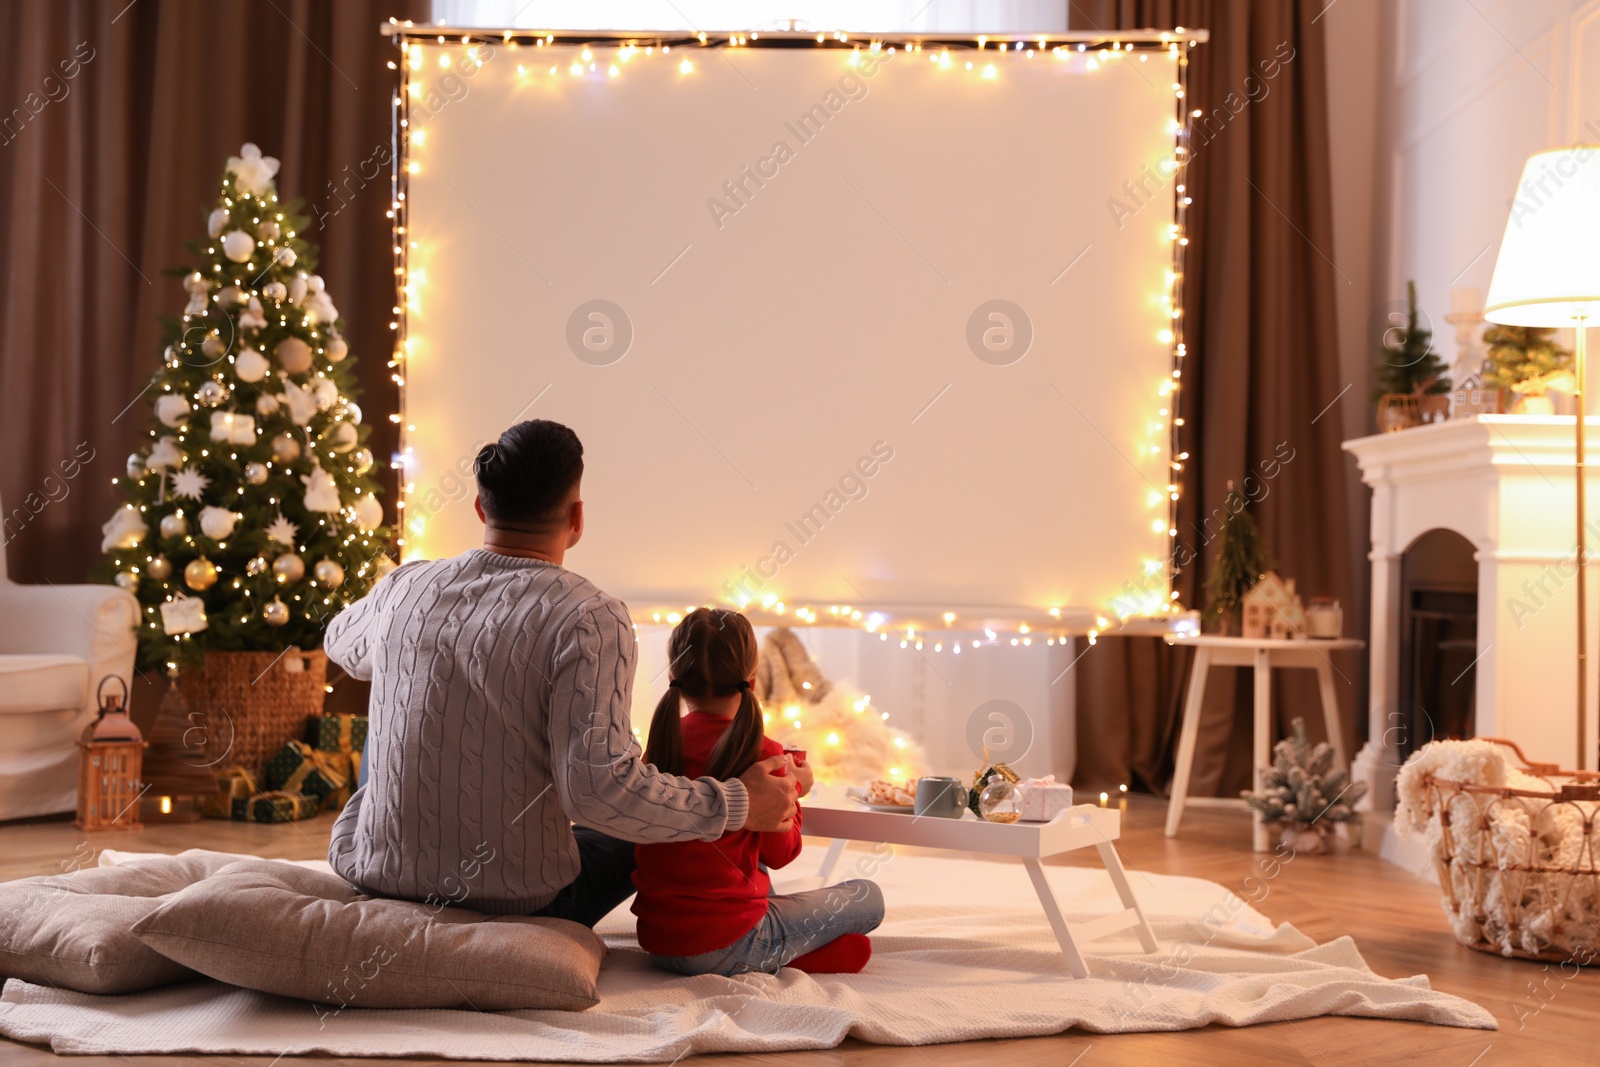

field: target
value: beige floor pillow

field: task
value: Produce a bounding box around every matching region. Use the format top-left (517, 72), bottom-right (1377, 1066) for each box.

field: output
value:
top-left (130, 859), bottom-right (607, 1011)
top-left (0, 849), bottom-right (248, 994)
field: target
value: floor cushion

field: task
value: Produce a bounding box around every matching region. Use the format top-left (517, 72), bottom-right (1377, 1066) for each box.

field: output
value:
top-left (0, 850), bottom-right (248, 994)
top-left (130, 859), bottom-right (607, 1011)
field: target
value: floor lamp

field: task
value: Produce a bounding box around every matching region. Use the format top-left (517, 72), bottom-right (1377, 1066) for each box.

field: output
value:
top-left (1484, 146), bottom-right (1600, 772)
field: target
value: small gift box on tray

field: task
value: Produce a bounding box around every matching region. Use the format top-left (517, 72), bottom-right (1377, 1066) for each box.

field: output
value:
top-left (1017, 776), bottom-right (1074, 822)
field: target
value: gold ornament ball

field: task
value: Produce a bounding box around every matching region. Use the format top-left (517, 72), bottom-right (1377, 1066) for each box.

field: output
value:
top-left (244, 462), bottom-right (269, 485)
top-left (352, 447), bottom-right (374, 474)
top-left (184, 557), bottom-right (219, 591)
top-left (114, 571), bottom-right (138, 591)
top-left (374, 554), bottom-right (398, 579)
top-left (313, 558), bottom-right (345, 587)
top-left (245, 555), bottom-right (268, 577)
top-left (147, 554), bottom-right (173, 580)
top-left (159, 512), bottom-right (187, 538)
top-left (270, 433), bottom-right (301, 463)
top-left (263, 598), bottom-right (290, 627)
top-left (196, 380), bottom-right (227, 407)
top-left (272, 552), bottom-right (305, 582)
top-left (256, 392), bottom-right (280, 418)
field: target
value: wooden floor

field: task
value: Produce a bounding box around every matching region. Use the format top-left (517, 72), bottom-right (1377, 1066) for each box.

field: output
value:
top-left (2, 797), bottom-right (1593, 1066)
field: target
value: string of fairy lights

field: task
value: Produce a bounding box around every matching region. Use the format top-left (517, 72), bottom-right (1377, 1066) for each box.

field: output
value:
top-left (380, 20), bottom-right (1199, 650)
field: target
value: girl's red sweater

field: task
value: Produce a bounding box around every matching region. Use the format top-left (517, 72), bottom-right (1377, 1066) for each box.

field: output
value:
top-left (631, 711), bottom-right (803, 956)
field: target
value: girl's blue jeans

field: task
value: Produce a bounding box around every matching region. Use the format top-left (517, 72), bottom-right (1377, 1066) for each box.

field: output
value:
top-left (649, 879), bottom-right (885, 976)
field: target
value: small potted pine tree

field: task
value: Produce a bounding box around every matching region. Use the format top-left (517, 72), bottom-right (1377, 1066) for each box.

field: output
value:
top-left (1243, 717), bottom-right (1367, 853)
top-left (1203, 482), bottom-right (1269, 636)
top-left (1373, 281), bottom-right (1451, 430)
top-left (1482, 323), bottom-right (1574, 414)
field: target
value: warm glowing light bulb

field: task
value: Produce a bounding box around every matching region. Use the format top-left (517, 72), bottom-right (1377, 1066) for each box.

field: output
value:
top-left (679, 58), bottom-right (694, 74)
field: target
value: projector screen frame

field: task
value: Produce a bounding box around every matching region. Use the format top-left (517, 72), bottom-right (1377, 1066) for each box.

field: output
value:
top-left (378, 22), bottom-right (1205, 638)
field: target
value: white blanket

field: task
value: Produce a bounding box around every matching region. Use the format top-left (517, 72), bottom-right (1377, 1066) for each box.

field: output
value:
top-left (0, 849), bottom-right (1493, 1060)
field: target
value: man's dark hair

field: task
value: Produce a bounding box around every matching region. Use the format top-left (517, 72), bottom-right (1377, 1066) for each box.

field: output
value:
top-left (474, 420), bottom-right (584, 531)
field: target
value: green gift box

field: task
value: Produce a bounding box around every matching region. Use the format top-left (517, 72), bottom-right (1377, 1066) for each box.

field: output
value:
top-left (306, 713), bottom-right (367, 755)
top-left (237, 790), bottom-right (320, 823)
top-left (263, 740), bottom-right (348, 805)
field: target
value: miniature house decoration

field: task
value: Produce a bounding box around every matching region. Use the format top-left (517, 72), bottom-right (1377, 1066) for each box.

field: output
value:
top-left (1451, 367), bottom-right (1501, 417)
top-left (1242, 571), bottom-right (1305, 640)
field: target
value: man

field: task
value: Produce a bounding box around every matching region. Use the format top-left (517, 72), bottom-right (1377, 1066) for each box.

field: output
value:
top-left (324, 419), bottom-right (799, 924)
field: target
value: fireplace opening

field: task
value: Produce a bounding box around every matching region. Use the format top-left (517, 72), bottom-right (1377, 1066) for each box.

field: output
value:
top-left (1398, 528), bottom-right (1479, 762)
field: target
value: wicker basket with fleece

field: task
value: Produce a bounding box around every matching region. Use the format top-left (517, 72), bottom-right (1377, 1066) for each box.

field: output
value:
top-left (179, 649), bottom-right (328, 779)
top-left (1396, 737), bottom-right (1600, 963)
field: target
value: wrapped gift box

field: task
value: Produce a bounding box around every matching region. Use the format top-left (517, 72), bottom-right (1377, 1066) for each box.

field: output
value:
top-left (306, 713), bottom-right (367, 755)
top-left (199, 767), bottom-right (260, 819)
top-left (263, 740), bottom-right (350, 807)
top-left (1017, 776), bottom-right (1074, 822)
top-left (239, 790), bottom-right (320, 823)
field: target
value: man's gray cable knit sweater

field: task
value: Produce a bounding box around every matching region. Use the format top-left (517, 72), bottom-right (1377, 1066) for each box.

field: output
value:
top-left (323, 549), bottom-right (748, 913)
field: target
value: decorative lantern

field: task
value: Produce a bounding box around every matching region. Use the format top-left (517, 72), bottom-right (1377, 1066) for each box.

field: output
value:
top-left (75, 676), bottom-right (145, 832)
top-left (140, 680), bottom-right (221, 822)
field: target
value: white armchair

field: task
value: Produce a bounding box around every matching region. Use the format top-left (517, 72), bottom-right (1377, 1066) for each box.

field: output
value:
top-left (0, 489), bottom-right (140, 820)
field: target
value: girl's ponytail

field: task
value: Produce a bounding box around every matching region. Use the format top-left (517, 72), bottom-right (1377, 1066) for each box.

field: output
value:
top-left (704, 685), bottom-right (765, 781)
top-left (643, 687), bottom-right (686, 775)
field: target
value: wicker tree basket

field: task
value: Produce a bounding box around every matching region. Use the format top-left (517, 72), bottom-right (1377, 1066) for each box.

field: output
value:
top-left (1419, 737), bottom-right (1600, 963)
top-left (179, 649), bottom-right (328, 778)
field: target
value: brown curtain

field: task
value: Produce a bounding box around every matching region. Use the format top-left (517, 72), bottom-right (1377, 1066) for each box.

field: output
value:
top-left (1067, 1), bottom-right (1363, 796)
top-left (0, 0), bottom-right (423, 584)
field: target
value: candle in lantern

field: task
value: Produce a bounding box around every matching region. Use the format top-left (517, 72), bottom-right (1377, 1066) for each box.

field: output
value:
top-left (1098, 791), bottom-right (1109, 808)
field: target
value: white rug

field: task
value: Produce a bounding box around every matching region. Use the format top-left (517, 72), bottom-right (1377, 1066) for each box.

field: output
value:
top-left (0, 848), bottom-right (1494, 1060)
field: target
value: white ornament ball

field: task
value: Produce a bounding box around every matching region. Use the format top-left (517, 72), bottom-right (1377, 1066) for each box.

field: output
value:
top-left (270, 433), bottom-right (301, 463)
top-left (155, 394), bottom-right (191, 427)
top-left (344, 402), bottom-right (362, 426)
top-left (148, 554), bottom-right (173, 580)
top-left (310, 377), bottom-right (338, 411)
top-left (272, 552), bottom-right (305, 583)
top-left (275, 337), bottom-right (313, 375)
top-left (126, 453), bottom-right (146, 479)
top-left (255, 392), bottom-right (280, 417)
top-left (198, 506), bottom-right (241, 540)
top-left (326, 336), bottom-right (349, 363)
top-left (244, 461), bottom-right (269, 485)
top-left (234, 346), bottom-right (269, 383)
top-left (353, 493), bottom-right (384, 532)
top-left (114, 571), bottom-right (138, 591)
top-left (275, 247), bottom-right (297, 269)
top-left (263, 280), bottom-right (287, 302)
top-left (196, 380), bottom-right (227, 407)
top-left (245, 555), bottom-right (268, 577)
top-left (159, 512), bottom-right (188, 539)
top-left (259, 219), bottom-right (281, 241)
top-left (263, 597), bottom-right (291, 626)
top-left (288, 273), bottom-right (308, 304)
top-left (313, 558), bottom-right (345, 587)
top-left (352, 448), bottom-right (374, 474)
top-left (325, 421), bottom-right (358, 453)
top-left (221, 229), bottom-right (256, 263)
top-left (207, 207), bottom-right (230, 238)
top-left (216, 284), bottom-right (244, 307)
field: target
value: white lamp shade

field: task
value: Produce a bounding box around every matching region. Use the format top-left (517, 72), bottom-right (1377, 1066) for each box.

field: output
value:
top-left (1484, 146), bottom-right (1600, 326)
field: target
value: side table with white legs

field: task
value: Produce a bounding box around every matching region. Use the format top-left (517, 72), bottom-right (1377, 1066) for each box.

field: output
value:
top-left (1164, 635), bottom-right (1364, 851)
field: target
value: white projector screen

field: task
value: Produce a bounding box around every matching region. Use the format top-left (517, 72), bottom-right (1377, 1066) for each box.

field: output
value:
top-left (400, 37), bottom-right (1181, 625)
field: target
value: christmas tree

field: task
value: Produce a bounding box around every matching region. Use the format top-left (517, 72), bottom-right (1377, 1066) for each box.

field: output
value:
top-left (1202, 483), bottom-right (1268, 631)
top-left (98, 143), bottom-right (395, 672)
top-left (1242, 717), bottom-right (1366, 852)
top-left (1372, 280), bottom-right (1450, 398)
top-left (1481, 323), bottom-right (1574, 394)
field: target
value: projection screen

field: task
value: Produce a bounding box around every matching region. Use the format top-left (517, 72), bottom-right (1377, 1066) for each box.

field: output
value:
top-left (396, 32), bottom-right (1188, 627)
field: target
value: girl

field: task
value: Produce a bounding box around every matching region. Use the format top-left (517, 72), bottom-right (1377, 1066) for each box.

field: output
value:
top-left (632, 608), bottom-right (884, 976)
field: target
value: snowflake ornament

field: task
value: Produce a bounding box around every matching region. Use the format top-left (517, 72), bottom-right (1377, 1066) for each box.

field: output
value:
top-left (265, 513), bottom-right (299, 546)
top-left (169, 466), bottom-right (211, 500)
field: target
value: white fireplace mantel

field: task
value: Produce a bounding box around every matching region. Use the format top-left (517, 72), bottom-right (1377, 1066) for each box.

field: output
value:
top-left (1344, 415), bottom-right (1600, 809)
